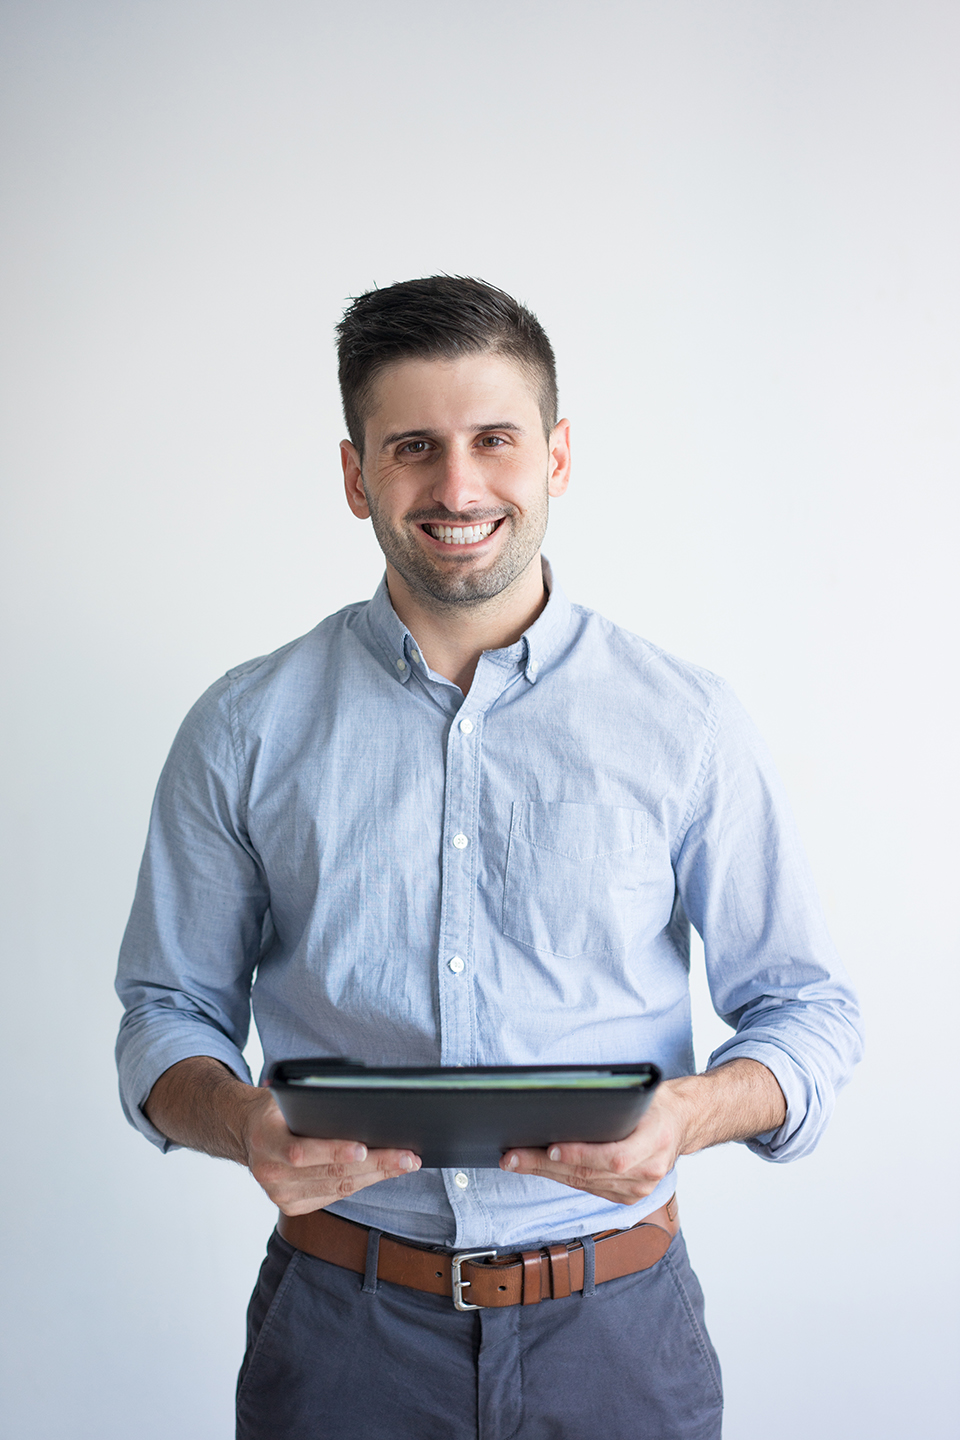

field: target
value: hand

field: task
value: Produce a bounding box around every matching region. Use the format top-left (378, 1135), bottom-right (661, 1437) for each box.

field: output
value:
top-left (498, 1061), bottom-right (787, 1204)
top-left (240, 1088), bottom-right (421, 1216)
top-left (499, 1084), bottom-right (685, 1205)
top-left (144, 1056), bottom-right (421, 1214)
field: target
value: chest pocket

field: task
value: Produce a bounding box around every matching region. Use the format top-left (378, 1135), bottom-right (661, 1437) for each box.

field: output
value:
top-left (501, 800), bottom-right (652, 959)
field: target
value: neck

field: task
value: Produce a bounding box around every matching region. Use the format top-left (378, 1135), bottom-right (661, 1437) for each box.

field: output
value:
top-left (385, 555), bottom-right (547, 694)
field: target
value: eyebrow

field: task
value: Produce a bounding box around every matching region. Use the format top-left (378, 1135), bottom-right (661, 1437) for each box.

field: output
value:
top-left (380, 422), bottom-right (525, 449)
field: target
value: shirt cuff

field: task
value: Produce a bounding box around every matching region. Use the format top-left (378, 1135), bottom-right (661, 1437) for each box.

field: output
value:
top-left (117, 1027), bottom-right (254, 1152)
top-left (704, 1036), bottom-right (833, 1163)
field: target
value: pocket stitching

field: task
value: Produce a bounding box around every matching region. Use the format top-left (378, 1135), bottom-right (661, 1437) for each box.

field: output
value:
top-left (662, 1247), bottom-right (724, 1404)
top-left (515, 830), bottom-right (646, 860)
top-left (236, 1245), bottom-right (303, 1409)
top-left (512, 802), bottom-right (648, 861)
top-left (502, 802), bottom-right (652, 957)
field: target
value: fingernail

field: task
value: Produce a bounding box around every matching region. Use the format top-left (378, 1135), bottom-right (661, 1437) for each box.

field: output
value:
top-left (548, 1146), bottom-right (561, 1162)
top-left (398, 1154), bottom-right (415, 1171)
top-left (505, 1153), bottom-right (519, 1170)
top-left (353, 1144), bottom-right (367, 1162)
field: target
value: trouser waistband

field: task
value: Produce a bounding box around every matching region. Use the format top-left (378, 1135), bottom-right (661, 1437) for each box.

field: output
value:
top-left (277, 1194), bottom-right (679, 1310)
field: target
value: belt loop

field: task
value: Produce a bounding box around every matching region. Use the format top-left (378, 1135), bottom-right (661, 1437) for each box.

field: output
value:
top-left (581, 1234), bottom-right (596, 1299)
top-left (361, 1227), bottom-right (382, 1294)
top-left (547, 1244), bottom-right (571, 1299)
top-left (521, 1250), bottom-right (542, 1305)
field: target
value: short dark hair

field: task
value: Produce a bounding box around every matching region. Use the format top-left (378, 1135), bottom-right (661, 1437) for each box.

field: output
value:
top-left (336, 276), bottom-right (558, 456)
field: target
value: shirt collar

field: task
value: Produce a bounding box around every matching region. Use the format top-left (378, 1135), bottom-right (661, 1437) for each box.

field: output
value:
top-left (520, 557), bottom-right (570, 683)
top-left (365, 577), bottom-right (418, 683)
top-left (364, 557), bottom-right (573, 686)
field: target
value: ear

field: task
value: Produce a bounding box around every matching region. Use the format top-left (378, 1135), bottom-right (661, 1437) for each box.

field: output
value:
top-left (341, 440), bottom-right (371, 519)
top-left (547, 418), bottom-right (571, 498)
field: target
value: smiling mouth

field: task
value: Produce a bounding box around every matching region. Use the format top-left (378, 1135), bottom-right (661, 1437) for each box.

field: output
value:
top-left (420, 519), bottom-right (503, 546)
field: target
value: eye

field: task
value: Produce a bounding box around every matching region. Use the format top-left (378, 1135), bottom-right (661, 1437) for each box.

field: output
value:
top-left (400, 439), bottom-right (432, 454)
top-left (478, 435), bottom-right (507, 447)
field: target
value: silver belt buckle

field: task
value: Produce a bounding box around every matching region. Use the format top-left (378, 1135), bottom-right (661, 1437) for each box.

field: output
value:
top-left (451, 1248), bottom-right (497, 1311)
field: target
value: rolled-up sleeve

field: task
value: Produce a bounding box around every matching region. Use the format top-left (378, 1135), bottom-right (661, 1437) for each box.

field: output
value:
top-left (115, 675), bottom-right (269, 1150)
top-left (674, 684), bottom-right (863, 1162)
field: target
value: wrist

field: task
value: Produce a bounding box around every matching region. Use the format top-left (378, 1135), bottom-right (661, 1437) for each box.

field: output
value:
top-left (657, 1060), bottom-right (787, 1157)
top-left (219, 1078), bottom-right (264, 1166)
top-left (145, 1056), bottom-right (267, 1164)
top-left (657, 1075), bottom-right (703, 1157)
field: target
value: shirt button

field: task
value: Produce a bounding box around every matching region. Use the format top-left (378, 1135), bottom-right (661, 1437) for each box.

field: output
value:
top-left (410, 648), bottom-right (421, 663)
top-left (529, 659), bottom-right (539, 674)
top-left (395, 658), bottom-right (407, 672)
top-left (448, 956), bottom-right (465, 974)
top-left (454, 1172), bottom-right (470, 1189)
top-left (459, 718), bottom-right (474, 734)
top-left (452, 833), bottom-right (469, 849)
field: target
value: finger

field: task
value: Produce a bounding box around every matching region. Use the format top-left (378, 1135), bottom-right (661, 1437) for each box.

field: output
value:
top-left (292, 1137), bottom-right (371, 1166)
top-left (501, 1143), bottom-right (668, 1210)
top-left (500, 1151), bottom-right (592, 1197)
top-left (500, 1144), bottom-right (635, 1195)
top-left (304, 1147), bottom-right (422, 1178)
top-left (507, 1136), bottom-right (650, 1177)
top-left (499, 1154), bottom-right (658, 1206)
top-left (501, 1146), bottom-right (544, 1173)
top-left (347, 1154), bottom-right (421, 1191)
top-left (259, 1151), bottom-right (423, 1213)
top-left (500, 1144), bottom-right (600, 1175)
top-left (273, 1136), bottom-right (422, 1173)
top-left (540, 1140), bottom-right (627, 1170)
top-left (365, 1146), bottom-right (422, 1175)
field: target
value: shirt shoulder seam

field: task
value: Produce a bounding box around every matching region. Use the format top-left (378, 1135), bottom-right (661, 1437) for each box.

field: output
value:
top-left (673, 677), bottom-right (727, 856)
top-left (226, 676), bottom-right (250, 824)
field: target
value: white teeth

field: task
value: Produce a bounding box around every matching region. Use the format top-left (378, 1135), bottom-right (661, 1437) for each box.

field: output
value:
top-left (425, 521), bottom-right (498, 545)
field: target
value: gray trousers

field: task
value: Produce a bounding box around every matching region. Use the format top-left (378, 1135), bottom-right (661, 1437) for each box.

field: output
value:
top-left (236, 1227), bottom-right (723, 1440)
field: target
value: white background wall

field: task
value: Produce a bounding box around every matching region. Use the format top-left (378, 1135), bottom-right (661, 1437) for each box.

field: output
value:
top-left (1, 2), bottom-right (957, 1435)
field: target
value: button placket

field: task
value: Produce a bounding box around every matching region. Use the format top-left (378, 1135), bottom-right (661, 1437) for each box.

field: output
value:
top-left (436, 706), bottom-right (482, 1072)
top-left (434, 665), bottom-right (513, 1246)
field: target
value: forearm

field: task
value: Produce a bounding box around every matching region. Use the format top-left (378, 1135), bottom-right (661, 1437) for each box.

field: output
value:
top-left (665, 1058), bottom-right (786, 1155)
top-left (144, 1055), bottom-right (265, 1164)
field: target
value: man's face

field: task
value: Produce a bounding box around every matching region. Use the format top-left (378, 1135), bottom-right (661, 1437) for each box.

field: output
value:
top-left (341, 352), bottom-right (570, 610)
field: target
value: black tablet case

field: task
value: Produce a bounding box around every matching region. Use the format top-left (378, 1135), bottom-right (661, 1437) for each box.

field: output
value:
top-left (268, 1059), bottom-right (661, 1168)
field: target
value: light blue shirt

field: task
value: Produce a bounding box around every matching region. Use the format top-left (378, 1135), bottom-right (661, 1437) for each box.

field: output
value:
top-left (116, 565), bottom-right (862, 1249)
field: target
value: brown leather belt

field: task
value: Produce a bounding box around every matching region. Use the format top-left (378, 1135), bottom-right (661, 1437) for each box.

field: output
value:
top-left (278, 1195), bottom-right (679, 1311)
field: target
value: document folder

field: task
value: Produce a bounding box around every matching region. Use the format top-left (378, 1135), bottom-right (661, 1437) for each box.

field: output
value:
top-left (268, 1058), bottom-right (661, 1168)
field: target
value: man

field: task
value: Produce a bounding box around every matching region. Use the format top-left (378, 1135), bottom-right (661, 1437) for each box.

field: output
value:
top-left (116, 276), bottom-right (862, 1440)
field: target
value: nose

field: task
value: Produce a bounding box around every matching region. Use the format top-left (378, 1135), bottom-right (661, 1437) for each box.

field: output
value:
top-left (429, 443), bottom-right (484, 516)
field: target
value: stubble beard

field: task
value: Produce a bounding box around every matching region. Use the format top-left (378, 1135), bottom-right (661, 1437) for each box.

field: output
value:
top-left (364, 481), bottom-right (550, 612)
